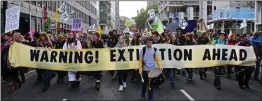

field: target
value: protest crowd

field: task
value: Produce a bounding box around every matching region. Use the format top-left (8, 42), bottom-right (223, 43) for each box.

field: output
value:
top-left (1, 27), bottom-right (262, 101)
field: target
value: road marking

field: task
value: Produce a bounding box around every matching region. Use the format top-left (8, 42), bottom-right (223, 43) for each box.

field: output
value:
top-left (180, 89), bottom-right (195, 101)
top-left (26, 70), bottom-right (36, 74)
top-left (62, 99), bottom-right (67, 101)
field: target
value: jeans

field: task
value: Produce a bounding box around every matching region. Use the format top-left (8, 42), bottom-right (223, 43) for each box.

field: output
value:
top-left (42, 70), bottom-right (54, 89)
top-left (141, 71), bottom-right (155, 100)
top-left (169, 68), bottom-right (176, 88)
top-left (199, 68), bottom-right (207, 78)
top-left (36, 69), bottom-right (43, 83)
top-left (185, 68), bottom-right (193, 80)
top-left (254, 56), bottom-right (261, 80)
top-left (117, 70), bottom-right (128, 85)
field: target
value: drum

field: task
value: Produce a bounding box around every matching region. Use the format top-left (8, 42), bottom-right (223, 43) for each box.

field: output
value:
top-left (148, 68), bottom-right (165, 87)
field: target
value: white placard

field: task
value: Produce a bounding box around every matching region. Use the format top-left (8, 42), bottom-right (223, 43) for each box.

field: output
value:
top-left (179, 18), bottom-right (188, 29)
top-left (5, 6), bottom-right (20, 33)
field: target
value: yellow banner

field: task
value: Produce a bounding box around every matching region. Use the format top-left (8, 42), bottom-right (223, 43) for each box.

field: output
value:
top-left (8, 42), bottom-right (256, 71)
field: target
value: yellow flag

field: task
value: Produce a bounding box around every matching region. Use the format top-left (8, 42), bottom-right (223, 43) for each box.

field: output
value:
top-left (54, 8), bottom-right (58, 28)
top-left (97, 25), bottom-right (103, 35)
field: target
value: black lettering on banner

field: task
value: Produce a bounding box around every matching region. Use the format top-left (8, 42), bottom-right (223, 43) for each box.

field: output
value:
top-left (59, 51), bottom-right (68, 63)
top-left (184, 49), bottom-right (192, 61)
top-left (50, 51), bottom-right (58, 62)
top-left (69, 51), bottom-right (73, 63)
top-left (84, 51), bottom-right (93, 64)
top-left (173, 49), bottom-right (182, 61)
top-left (203, 49), bottom-right (211, 60)
top-left (110, 49), bottom-right (116, 62)
top-left (40, 51), bottom-right (49, 62)
top-left (136, 49), bottom-right (140, 61)
top-left (118, 49), bottom-right (126, 61)
top-left (128, 49), bottom-right (134, 61)
top-left (229, 49), bottom-right (237, 61)
top-left (239, 49), bottom-right (247, 61)
top-left (95, 51), bottom-right (99, 63)
top-left (168, 49), bottom-right (172, 60)
top-left (222, 49), bottom-right (228, 60)
top-left (75, 51), bottom-right (83, 63)
top-left (30, 49), bottom-right (40, 61)
top-left (213, 49), bottom-right (221, 60)
top-left (159, 49), bottom-right (166, 60)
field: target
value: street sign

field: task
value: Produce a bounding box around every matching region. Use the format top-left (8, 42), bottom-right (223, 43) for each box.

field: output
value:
top-left (179, 18), bottom-right (188, 29)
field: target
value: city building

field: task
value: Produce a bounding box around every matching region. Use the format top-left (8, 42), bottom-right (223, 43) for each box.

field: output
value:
top-left (158, 1), bottom-right (212, 26)
top-left (119, 16), bottom-right (128, 31)
top-left (115, 1), bottom-right (120, 31)
top-left (208, 1), bottom-right (255, 34)
top-left (255, 1), bottom-right (262, 31)
top-left (1, 1), bottom-right (99, 34)
top-left (99, 1), bottom-right (111, 34)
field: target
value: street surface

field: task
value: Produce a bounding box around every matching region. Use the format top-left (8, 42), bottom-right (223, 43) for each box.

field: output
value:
top-left (1, 70), bottom-right (261, 100)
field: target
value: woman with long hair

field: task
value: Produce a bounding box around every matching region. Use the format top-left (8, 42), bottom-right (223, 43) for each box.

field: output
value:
top-left (37, 32), bottom-right (55, 92)
top-left (227, 34), bottom-right (238, 80)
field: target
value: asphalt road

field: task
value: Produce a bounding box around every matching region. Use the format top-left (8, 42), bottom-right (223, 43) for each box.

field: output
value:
top-left (1, 70), bottom-right (261, 100)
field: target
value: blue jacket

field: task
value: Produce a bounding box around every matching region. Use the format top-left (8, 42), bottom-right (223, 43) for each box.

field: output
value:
top-left (249, 36), bottom-right (262, 48)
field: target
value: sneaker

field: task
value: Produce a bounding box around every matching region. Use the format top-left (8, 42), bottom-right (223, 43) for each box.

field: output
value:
top-left (119, 85), bottom-right (124, 91)
top-left (123, 82), bottom-right (127, 88)
top-left (245, 85), bottom-right (250, 89)
top-left (239, 85), bottom-right (245, 89)
top-left (141, 93), bottom-right (146, 100)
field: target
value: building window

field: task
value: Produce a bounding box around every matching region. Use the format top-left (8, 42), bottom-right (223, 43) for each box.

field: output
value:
top-left (37, 1), bottom-right (42, 7)
top-left (31, 1), bottom-right (36, 5)
top-left (48, 1), bottom-right (52, 11)
top-left (52, 1), bottom-right (56, 11)
top-left (43, 1), bottom-right (47, 8)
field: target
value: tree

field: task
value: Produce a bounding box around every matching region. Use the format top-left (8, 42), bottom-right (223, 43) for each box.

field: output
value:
top-left (134, 3), bottom-right (158, 30)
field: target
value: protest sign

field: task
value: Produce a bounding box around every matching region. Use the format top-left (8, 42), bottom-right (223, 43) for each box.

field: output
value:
top-left (71, 18), bottom-right (82, 31)
top-left (5, 6), bottom-right (20, 33)
top-left (9, 43), bottom-right (256, 71)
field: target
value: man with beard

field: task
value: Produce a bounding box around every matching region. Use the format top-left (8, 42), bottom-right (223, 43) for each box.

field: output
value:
top-left (63, 32), bottom-right (82, 91)
top-left (91, 32), bottom-right (104, 90)
top-left (196, 32), bottom-right (211, 80)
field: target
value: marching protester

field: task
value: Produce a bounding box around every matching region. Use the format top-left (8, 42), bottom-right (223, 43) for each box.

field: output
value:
top-left (168, 33), bottom-right (180, 89)
top-left (8, 32), bottom-right (24, 93)
top-left (1, 34), bottom-right (12, 81)
top-left (196, 32), bottom-right (211, 80)
top-left (176, 28), bottom-right (187, 76)
top-left (139, 36), bottom-right (162, 101)
top-left (227, 33), bottom-right (238, 80)
top-left (91, 32), bottom-right (104, 90)
top-left (213, 32), bottom-right (227, 90)
top-left (184, 33), bottom-right (196, 83)
top-left (63, 32), bottom-right (82, 91)
top-left (115, 35), bottom-right (129, 91)
top-left (235, 33), bottom-right (253, 89)
top-left (130, 33), bottom-right (142, 83)
top-left (107, 31), bottom-right (118, 80)
top-left (54, 34), bottom-right (67, 84)
top-left (36, 32), bottom-right (55, 92)
top-left (249, 32), bottom-right (262, 81)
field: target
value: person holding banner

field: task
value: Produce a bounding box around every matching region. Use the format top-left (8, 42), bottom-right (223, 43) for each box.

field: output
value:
top-left (35, 32), bottom-right (55, 92)
top-left (115, 35), bottom-right (129, 91)
top-left (130, 33), bottom-right (142, 83)
top-left (91, 32), bottom-right (104, 90)
top-left (107, 31), bottom-right (118, 80)
top-left (227, 34), bottom-right (238, 80)
top-left (249, 32), bottom-right (262, 81)
top-left (235, 33), bottom-right (253, 89)
top-left (213, 32), bottom-right (227, 90)
top-left (196, 32), bottom-right (211, 80)
top-left (63, 32), bottom-right (82, 91)
top-left (139, 37), bottom-right (162, 101)
top-left (54, 34), bottom-right (67, 84)
top-left (168, 34), bottom-right (180, 89)
top-left (8, 32), bottom-right (24, 93)
top-left (185, 33), bottom-right (196, 83)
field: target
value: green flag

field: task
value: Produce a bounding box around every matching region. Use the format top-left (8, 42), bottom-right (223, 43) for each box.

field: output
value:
top-left (44, 17), bottom-right (51, 32)
top-left (153, 17), bottom-right (164, 34)
top-left (125, 19), bottom-right (132, 27)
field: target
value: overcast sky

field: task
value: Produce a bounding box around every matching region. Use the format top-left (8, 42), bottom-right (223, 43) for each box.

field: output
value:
top-left (119, 1), bottom-right (147, 18)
